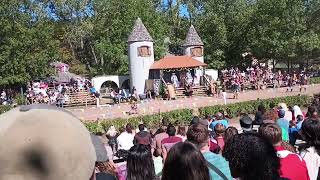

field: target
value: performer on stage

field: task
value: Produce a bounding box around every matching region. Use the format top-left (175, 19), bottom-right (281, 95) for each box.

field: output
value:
top-left (171, 73), bottom-right (180, 88)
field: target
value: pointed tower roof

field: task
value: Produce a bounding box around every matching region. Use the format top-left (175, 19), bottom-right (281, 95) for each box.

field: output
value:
top-left (128, 18), bottom-right (153, 43)
top-left (183, 25), bottom-right (204, 47)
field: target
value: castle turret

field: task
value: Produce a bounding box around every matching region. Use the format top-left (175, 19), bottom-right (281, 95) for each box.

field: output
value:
top-left (183, 25), bottom-right (204, 63)
top-left (128, 18), bottom-right (154, 95)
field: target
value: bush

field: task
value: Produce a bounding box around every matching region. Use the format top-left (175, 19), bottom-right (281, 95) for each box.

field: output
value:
top-left (84, 109), bottom-right (193, 134)
top-left (0, 105), bottom-right (12, 114)
top-left (84, 95), bottom-right (311, 133)
top-left (310, 77), bottom-right (320, 84)
top-left (14, 94), bottom-right (27, 105)
top-left (199, 95), bottom-right (311, 118)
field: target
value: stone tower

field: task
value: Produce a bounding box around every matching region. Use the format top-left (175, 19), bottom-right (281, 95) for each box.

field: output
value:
top-left (128, 18), bottom-right (154, 95)
top-left (183, 25), bottom-right (204, 80)
top-left (183, 25), bottom-right (204, 63)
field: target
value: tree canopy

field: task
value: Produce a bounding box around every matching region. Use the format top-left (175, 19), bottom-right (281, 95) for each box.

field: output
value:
top-left (0, 0), bottom-right (319, 87)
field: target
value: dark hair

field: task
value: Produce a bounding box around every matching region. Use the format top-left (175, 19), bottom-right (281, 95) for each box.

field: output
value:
top-left (162, 118), bottom-right (170, 127)
top-left (259, 123), bottom-right (282, 145)
top-left (301, 119), bottom-right (320, 155)
top-left (190, 116), bottom-right (200, 125)
top-left (224, 126), bottom-right (238, 143)
top-left (222, 134), bottom-right (280, 180)
top-left (138, 124), bottom-right (145, 131)
top-left (127, 144), bottom-right (156, 180)
top-left (162, 142), bottom-right (210, 180)
top-left (258, 104), bottom-right (266, 114)
top-left (166, 124), bottom-right (176, 136)
top-left (177, 126), bottom-right (186, 136)
top-left (214, 123), bottom-right (226, 136)
top-left (187, 124), bottom-right (209, 149)
top-left (119, 127), bottom-right (125, 134)
top-left (307, 106), bottom-right (318, 118)
top-left (126, 123), bottom-right (133, 134)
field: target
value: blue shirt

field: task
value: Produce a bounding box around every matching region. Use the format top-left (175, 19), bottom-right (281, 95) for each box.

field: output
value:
top-left (210, 120), bottom-right (229, 130)
top-left (203, 151), bottom-right (232, 180)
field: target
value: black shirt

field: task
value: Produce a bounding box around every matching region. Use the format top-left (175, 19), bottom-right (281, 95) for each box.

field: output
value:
top-left (96, 172), bottom-right (117, 180)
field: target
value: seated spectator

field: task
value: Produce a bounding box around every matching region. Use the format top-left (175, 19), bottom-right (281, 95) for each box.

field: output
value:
top-left (126, 144), bottom-right (158, 180)
top-left (152, 119), bottom-right (169, 157)
top-left (277, 109), bottom-right (289, 141)
top-left (289, 114), bottom-right (304, 146)
top-left (187, 123), bottom-right (232, 180)
top-left (209, 112), bottom-right (229, 130)
top-left (300, 119), bottom-right (320, 180)
top-left (293, 105), bottom-right (304, 119)
top-left (106, 125), bottom-right (118, 155)
top-left (259, 123), bottom-right (310, 180)
top-left (161, 142), bottom-right (210, 180)
top-left (176, 126), bottom-right (187, 141)
top-left (253, 104), bottom-right (266, 125)
top-left (0, 104), bottom-right (96, 180)
top-left (222, 133), bottom-right (282, 180)
top-left (161, 125), bottom-right (182, 160)
top-left (133, 124), bottom-right (152, 145)
top-left (214, 123), bottom-right (226, 151)
top-left (91, 135), bottom-right (117, 180)
top-left (224, 126), bottom-right (238, 143)
top-left (278, 103), bottom-right (293, 121)
top-left (110, 89), bottom-right (120, 104)
top-left (240, 114), bottom-right (254, 133)
top-left (306, 106), bottom-right (318, 120)
top-left (117, 124), bottom-right (134, 151)
top-left (190, 116), bottom-right (201, 125)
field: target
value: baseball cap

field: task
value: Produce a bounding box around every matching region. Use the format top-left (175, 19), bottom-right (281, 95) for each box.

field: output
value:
top-left (0, 104), bottom-right (96, 180)
top-left (240, 115), bottom-right (253, 132)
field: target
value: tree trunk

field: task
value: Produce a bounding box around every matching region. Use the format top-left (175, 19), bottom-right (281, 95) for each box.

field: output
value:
top-left (90, 44), bottom-right (98, 64)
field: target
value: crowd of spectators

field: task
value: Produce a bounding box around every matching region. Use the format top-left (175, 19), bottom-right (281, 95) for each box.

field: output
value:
top-left (2, 97), bottom-right (320, 180)
top-left (220, 66), bottom-right (309, 98)
top-left (26, 78), bottom-right (92, 106)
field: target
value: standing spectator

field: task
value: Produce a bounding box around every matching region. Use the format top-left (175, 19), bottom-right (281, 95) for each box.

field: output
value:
top-left (300, 120), bottom-right (320, 180)
top-left (306, 106), bottom-right (318, 120)
top-left (278, 103), bottom-right (293, 121)
top-left (176, 126), bottom-right (187, 141)
top-left (253, 104), bottom-right (266, 125)
top-left (161, 125), bottom-right (182, 161)
top-left (187, 123), bottom-right (232, 180)
top-left (259, 123), bottom-right (310, 180)
top-left (126, 144), bottom-right (158, 180)
top-left (277, 109), bottom-right (290, 142)
top-left (222, 133), bottom-right (281, 180)
top-left (117, 124), bottom-right (134, 151)
top-left (161, 142), bottom-right (210, 180)
top-left (133, 124), bottom-right (152, 145)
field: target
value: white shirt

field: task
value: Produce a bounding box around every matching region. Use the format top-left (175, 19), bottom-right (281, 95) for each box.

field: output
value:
top-left (117, 132), bottom-right (134, 150)
top-left (301, 147), bottom-right (320, 180)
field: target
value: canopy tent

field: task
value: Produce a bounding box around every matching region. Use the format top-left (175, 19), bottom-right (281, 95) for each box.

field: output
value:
top-left (150, 56), bottom-right (207, 70)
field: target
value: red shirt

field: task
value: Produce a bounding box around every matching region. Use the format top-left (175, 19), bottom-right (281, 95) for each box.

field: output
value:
top-left (275, 146), bottom-right (310, 180)
top-left (161, 136), bottom-right (182, 152)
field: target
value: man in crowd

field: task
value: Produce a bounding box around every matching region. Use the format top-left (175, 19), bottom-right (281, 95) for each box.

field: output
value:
top-left (277, 109), bottom-right (290, 141)
top-left (133, 124), bottom-right (152, 146)
top-left (259, 123), bottom-right (310, 180)
top-left (240, 114), bottom-right (254, 133)
top-left (187, 123), bottom-right (232, 180)
top-left (161, 124), bottom-right (182, 161)
top-left (209, 112), bottom-right (229, 130)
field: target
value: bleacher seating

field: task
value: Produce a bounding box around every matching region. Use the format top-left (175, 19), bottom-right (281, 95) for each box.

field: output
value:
top-left (63, 90), bottom-right (96, 107)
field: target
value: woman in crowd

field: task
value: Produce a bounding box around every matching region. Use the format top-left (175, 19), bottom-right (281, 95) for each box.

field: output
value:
top-left (224, 126), bottom-right (238, 143)
top-left (222, 133), bottom-right (284, 180)
top-left (106, 125), bottom-right (118, 154)
top-left (161, 141), bottom-right (210, 180)
top-left (300, 119), bottom-right (320, 180)
top-left (126, 144), bottom-right (158, 180)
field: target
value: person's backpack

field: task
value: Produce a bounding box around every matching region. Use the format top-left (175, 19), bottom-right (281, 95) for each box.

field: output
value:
top-left (206, 160), bottom-right (228, 180)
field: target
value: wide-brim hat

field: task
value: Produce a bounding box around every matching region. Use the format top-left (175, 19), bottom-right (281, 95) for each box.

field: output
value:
top-left (0, 104), bottom-right (96, 180)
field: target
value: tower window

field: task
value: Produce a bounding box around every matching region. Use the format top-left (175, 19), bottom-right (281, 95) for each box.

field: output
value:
top-left (138, 46), bottom-right (151, 57)
top-left (191, 47), bottom-right (203, 57)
